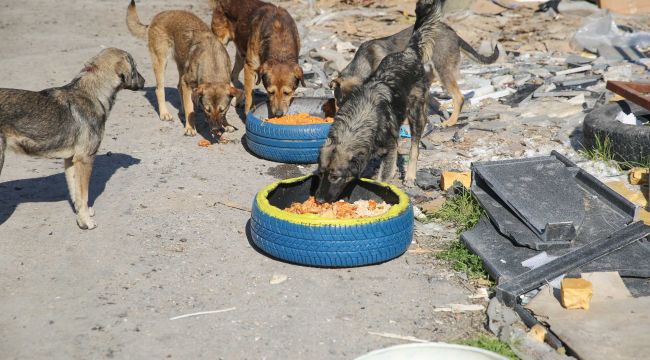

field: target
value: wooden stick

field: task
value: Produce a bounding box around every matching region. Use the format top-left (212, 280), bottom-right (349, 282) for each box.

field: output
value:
top-left (169, 307), bottom-right (236, 320)
top-left (368, 331), bottom-right (430, 343)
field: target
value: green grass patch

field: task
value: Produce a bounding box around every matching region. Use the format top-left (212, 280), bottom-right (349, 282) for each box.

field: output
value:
top-left (579, 134), bottom-right (616, 164)
top-left (459, 335), bottom-right (519, 360)
top-left (580, 134), bottom-right (650, 170)
top-left (430, 189), bottom-right (483, 234)
top-left (436, 240), bottom-right (488, 280)
top-left (431, 189), bottom-right (489, 281)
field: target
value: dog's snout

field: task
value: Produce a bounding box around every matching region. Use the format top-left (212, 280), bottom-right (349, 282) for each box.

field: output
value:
top-left (273, 110), bottom-right (285, 117)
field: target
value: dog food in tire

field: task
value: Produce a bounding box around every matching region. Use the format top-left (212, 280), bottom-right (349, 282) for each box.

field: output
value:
top-left (583, 101), bottom-right (650, 164)
top-left (249, 175), bottom-right (414, 267)
top-left (245, 97), bottom-right (334, 164)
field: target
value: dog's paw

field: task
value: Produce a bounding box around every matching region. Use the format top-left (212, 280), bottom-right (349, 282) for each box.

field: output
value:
top-left (184, 127), bottom-right (197, 137)
top-left (160, 112), bottom-right (174, 121)
top-left (402, 178), bottom-right (416, 188)
top-left (224, 125), bottom-right (236, 133)
top-left (77, 215), bottom-right (97, 230)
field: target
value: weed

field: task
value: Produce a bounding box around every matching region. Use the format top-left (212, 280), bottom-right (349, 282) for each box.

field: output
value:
top-left (430, 189), bottom-right (483, 234)
top-left (459, 335), bottom-right (519, 360)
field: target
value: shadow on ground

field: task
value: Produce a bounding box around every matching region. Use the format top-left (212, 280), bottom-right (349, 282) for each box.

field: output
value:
top-left (0, 153), bottom-right (140, 225)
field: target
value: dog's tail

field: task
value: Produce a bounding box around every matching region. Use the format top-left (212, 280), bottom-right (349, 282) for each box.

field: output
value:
top-left (127, 0), bottom-right (148, 41)
top-left (459, 38), bottom-right (500, 64)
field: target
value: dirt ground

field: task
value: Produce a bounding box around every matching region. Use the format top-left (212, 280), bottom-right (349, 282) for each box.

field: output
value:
top-left (0, 1), bottom-right (487, 359)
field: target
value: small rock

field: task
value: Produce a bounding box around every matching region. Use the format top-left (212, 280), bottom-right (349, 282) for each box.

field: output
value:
top-left (492, 74), bottom-right (514, 87)
top-left (270, 274), bottom-right (288, 285)
top-left (419, 197), bottom-right (446, 215)
top-left (415, 168), bottom-right (442, 191)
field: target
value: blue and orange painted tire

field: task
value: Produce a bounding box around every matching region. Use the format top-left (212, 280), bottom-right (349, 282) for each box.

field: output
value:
top-left (249, 175), bottom-right (414, 267)
top-left (245, 105), bottom-right (332, 164)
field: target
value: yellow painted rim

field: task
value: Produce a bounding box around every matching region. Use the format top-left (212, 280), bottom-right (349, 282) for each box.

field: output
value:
top-left (255, 175), bottom-right (411, 226)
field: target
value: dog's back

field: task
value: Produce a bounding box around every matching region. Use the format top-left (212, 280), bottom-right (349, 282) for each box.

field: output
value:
top-left (0, 88), bottom-right (80, 156)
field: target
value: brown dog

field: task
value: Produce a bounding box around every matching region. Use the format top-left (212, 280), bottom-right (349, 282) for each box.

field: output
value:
top-left (127, 0), bottom-right (240, 136)
top-left (210, 0), bottom-right (304, 117)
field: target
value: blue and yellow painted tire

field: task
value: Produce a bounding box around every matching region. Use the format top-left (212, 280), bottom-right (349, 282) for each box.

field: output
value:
top-left (245, 110), bottom-right (331, 164)
top-left (250, 175), bottom-right (414, 267)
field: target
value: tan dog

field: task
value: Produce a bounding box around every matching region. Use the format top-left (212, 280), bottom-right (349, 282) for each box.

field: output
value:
top-left (210, 0), bottom-right (304, 117)
top-left (127, 0), bottom-right (240, 136)
top-left (0, 48), bottom-right (145, 229)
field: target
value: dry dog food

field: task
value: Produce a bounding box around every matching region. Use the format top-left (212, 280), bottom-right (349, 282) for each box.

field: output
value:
top-left (198, 139), bottom-right (211, 147)
top-left (265, 113), bottom-right (334, 125)
top-left (285, 196), bottom-right (391, 219)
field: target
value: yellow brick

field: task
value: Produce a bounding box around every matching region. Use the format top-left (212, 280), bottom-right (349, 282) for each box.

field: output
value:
top-left (440, 171), bottom-right (471, 190)
top-left (629, 167), bottom-right (649, 185)
top-left (560, 278), bottom-right (593, 310)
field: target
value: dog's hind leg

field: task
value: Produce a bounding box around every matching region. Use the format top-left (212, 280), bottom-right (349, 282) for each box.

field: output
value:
top-left (73, 155), bottom-right (97, 230)
top-left (149, 41), bottom-right (173, 121)
top-left (404, 97), bottom-right (427, 187)
top-left (439, 71), bottom-right (464, 128)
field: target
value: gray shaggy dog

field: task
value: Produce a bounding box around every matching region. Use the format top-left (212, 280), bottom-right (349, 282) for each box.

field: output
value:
top-left (316, 0), bottom-right (442, 203)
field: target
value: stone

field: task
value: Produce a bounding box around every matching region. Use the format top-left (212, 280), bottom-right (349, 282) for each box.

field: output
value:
top-left (492, 74), bottom-right (514, 87)
top-left (416, 168), bottom-right (442, 191)
top-left (419, 197), bottom-right (446, 215)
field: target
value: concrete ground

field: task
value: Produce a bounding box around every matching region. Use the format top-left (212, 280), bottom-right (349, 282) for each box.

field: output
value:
top-left (0, 1), bottom-right (483, 358)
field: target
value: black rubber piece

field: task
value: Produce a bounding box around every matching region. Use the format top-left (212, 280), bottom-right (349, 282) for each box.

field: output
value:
top-left (583, 101), bottom-right (650, 164)
top-left (249, 176), bottom-right (414, 267)
top-left (496, 221), bottom-right (650, 306)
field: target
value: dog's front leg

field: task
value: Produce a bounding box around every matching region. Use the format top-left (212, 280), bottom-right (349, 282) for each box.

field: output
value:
top-left (74, 155), bottom-right (96, 230)
top-left (377, 146), bottom-right (398, 183)
top-left (179, 80), bottom-right (197, 136)
top-left (243, 62), bottom-right (256, 114)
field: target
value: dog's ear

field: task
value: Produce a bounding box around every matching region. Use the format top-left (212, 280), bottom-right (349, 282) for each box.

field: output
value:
top-left (319, 138), bottom-right (335, 168)
top-left (256, 63), bottom-right (268, 86)
top-left (192, 84), bottom-right (207, 104)
top-left (293, 64), bottom-right (306, 88)
top-left (228, 84), bottom-right (242, 98)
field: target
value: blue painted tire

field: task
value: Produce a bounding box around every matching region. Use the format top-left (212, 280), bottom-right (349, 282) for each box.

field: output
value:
top-left (250, 176), bottom-right (414, 267)
top-left (245, 137), bottom-right (322, 164)
top-left (245, 98), bottom-right (333, 164)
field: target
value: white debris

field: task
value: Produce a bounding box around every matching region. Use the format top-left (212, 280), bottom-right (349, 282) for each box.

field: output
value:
top-left (616, 111), bottom-right (641, 126)
top-left (270, 274), bottom-right (288, 285)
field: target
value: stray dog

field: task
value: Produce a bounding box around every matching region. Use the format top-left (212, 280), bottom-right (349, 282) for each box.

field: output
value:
top-left (210, 0), bottom-right (304, 117)
top-left (127, 0), bottom-right (239, 136)
top-left (0, 48), bottom-right (145, 229)
top-left (316, 0), bottom-right (443, 203)
top-left (330, 21), bottom-right (499, 127)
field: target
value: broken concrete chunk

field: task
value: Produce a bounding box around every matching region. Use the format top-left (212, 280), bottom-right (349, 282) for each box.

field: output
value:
top-left (419, 197), bottom-right (446, 215)
top-left (491, 74), bottom-right (514, 87)
top-left (560, 277), bottom-right (593, 310)
top-left (441, 171), bottom-right (471, 191)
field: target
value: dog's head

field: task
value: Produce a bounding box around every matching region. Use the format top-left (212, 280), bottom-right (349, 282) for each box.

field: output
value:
top-left (257, 61), bottom-right (305, 117)
top-left (329, 76), bottom-right (362, 108)
top-left (315, 138), bottom-right (369, 203)
top-left (192, 82), bottom-right (241, 131)
top-left (85, 48), bottom-right (145, 91)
